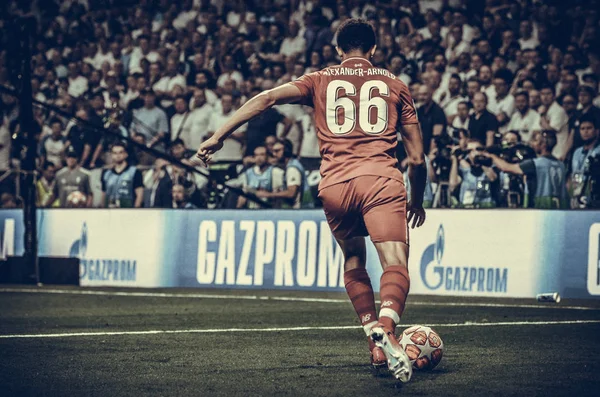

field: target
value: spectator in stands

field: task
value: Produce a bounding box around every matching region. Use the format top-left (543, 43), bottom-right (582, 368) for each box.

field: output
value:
top-left (193, 71), bottom-right (219, 106)
top-left (265, 134), bottom-right (278, 165)
top-left (87, 91), bottom-right (106, 169)
top-left (169, 95), bottom-right (193, 144)
top-left (3, 0), bottom-right (600, 212)
top-left (144, 158), bottom-right (173, 208)
top-left (128, 35), bottom-right (159, 73)
top-left (439, 74), bottom-right (465, 123)
top-left (100, 142), bottom-right (143, 208)
top-left (172, 183), bottom-right (197, 209)
top-left (450, 101), bottom-right (470, 136)
top-left (506, 91), bottom-right (541, 143)
top-left (64, 108), bottom-right (93, 167)
top-left (244, 86), bottom-right (293, 158)
top-left (445, 24), bottom-right (470, 66)
top-left (187, 89), bottom-right (213, 150)
top-left (449, 138), bottom-right (497, 208)
top-left (478, 65), bottom-right (495, 106)
top-left (39, 118), bottom-right (66, 168)
top-left (207, 93), bottom-right (244, 163)
top-left (67, 62), bottom-right (88, 98)
top-left (153, 59), bottom-right (186, 108)
top-left (562, 94), bottom-right (580, 149)
top-left (131, 89), bottom-right (169, 151)
top-left (256, 139), bottom-right (311, 209)
top-left (569, 116), bottom-right (600, 208)
top-left (465, 77), bottom-right (481, 104)
top-left (539, 86), bottom-right (569, 159)
top-left (43, 146), bottom-right (93, 208)
top-left (469, 92), bottom-right (498, 147)
top-left (486, 130), bottom-right (568, 209)
top-left (121, 74), bottom-right (140, 109)
top-left (130, 132), bottom-right (155, 167)
top-left (417, 85), bottom-right (446, 155)
top-left (577, 85), bottom-right (600, 133)
top-left (237, 145), bottom-right (284, 209)
top-left (518, 20), bottom-right (539, 50)
top-left (36, 161), bottom-right (59, 207)
top-left (490, 68), bottom-right (515, 133)
top-left (529, 89), bottom-right (542, 112)
top-left (297, 106), bottom-right (321, 171)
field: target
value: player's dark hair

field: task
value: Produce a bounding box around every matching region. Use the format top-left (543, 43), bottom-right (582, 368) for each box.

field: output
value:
top-left (335, 18), bottom-right (376, 54)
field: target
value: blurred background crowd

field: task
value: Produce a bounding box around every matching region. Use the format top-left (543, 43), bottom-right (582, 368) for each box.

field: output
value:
top-left (0, 0), bottom-right (599, 210)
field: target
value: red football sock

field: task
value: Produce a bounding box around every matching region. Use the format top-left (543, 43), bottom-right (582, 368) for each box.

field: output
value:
top-left (378, 265), bottom-right (410, 333)
top-left (344, 268), bottom-right (378, 335)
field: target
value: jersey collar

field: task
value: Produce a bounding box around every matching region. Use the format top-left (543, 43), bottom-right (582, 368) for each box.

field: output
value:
top-left (340, 57), bottom-right (373, 67)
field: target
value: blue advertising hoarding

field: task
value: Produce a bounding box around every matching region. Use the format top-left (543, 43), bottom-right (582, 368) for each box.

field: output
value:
top-left (1, 208), bottom-right (599, 299)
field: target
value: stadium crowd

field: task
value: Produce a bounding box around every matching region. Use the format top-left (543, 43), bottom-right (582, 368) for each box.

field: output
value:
top-left (0, 0), bottom-right (599, 209)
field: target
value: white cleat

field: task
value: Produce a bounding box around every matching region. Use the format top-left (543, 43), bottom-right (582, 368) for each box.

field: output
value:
top-left (370, 326), bottom-right (413, 383)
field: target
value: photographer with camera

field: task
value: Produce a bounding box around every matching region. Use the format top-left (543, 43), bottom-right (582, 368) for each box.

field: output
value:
top-left (485, 130), bottom-right (568, 209)
top-left (569, 115), bottom-right (600, 208)
top-left (494, 131), bottom-right (536, 207)
top-left (449, 138), bottom-right (497, 208)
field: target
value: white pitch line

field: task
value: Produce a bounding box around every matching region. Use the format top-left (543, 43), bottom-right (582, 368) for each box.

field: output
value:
top-left (1, 287), bottom-right (599, 311)
top-left (1, 320), bottom-right (600, 339)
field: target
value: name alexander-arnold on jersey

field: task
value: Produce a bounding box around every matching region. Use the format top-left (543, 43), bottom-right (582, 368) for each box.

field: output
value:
top-left (322, 67), bottom-right (397, 79)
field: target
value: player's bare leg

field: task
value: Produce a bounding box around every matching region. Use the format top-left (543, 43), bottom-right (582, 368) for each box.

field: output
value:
top-left (337, 237), bottom-right (385, 369)
top-left (369, 240), bottom-right (412, 383)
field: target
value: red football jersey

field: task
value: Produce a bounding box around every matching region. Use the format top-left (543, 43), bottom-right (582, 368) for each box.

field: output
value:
top-left (290, 57), bottom-right (419, 190)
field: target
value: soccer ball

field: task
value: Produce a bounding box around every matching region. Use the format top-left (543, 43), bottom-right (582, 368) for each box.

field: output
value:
top-left (398, 325), bottom-right (444, 370)
top-left (66, 191), bottom-right (87, 208)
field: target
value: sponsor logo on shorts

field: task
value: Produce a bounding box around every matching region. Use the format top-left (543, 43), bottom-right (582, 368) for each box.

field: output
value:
top-left (419, 225), bottom-right (508, 294)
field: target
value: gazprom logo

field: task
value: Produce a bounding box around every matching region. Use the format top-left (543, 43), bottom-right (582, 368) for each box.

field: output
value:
top-left (69, 222), bottom-right (87, 258)
top-left (420, 225), bottom-right (445, 289)
top-left (420, 225), bottom-right (508, 293)
top-left (71, 222), bottom-right (137, 282)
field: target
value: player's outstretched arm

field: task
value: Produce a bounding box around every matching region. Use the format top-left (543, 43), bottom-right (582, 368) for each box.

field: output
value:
top-left (194, 84), bottom-right (305, 164)
top-left (401, 123), bottom-right (427, 228)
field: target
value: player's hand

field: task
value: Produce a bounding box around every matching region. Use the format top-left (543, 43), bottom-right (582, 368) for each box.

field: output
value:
top-left (407, 201), bottom-right (426, 229)
top-left (193, 137), bottom-right (223, 166)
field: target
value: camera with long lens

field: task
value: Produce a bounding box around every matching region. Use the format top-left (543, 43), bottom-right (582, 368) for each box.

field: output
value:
top-left (431, 133), bottom-right (458, 182)
top-left (490, 142), bottom-right (536, 208)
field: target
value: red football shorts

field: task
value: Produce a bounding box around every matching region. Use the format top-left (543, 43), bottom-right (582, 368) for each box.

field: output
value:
top-left (318, 176), bottom-right (408, 244)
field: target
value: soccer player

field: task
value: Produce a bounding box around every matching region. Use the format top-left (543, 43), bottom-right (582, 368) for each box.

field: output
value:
top-left (194, 19), bottom-right (427, 383)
